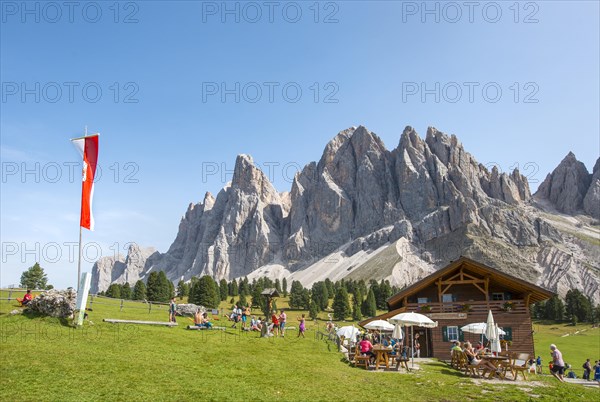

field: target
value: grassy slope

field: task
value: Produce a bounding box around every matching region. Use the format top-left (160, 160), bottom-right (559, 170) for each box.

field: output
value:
top-left (532, 321), bottom-right (600, 368)
top-left (1, 291), bottom-right (598, 401)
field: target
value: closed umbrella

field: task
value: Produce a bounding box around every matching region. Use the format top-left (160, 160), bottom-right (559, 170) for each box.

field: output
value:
top-left (392, 324), bottom-right (404, 340)
top-left (485, 310), bottom-right (496, 339)
top-left (485, 310), bottom-right (501, 354)
top-left (490, 325), bottom-right (502, 354)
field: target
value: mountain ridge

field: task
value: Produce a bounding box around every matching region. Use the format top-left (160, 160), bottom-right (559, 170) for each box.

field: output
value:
top-left (91, 126), bottom-right (600, 304)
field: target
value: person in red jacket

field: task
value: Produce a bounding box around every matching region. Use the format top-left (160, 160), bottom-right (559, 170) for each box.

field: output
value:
top-left (17, 289), bottom-right (33, 306)
top-left (270, 311), bottom-right (279, 337)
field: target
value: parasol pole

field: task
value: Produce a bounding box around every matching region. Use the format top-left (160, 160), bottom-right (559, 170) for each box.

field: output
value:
top-left (411, 325), bottom-right (414, 368)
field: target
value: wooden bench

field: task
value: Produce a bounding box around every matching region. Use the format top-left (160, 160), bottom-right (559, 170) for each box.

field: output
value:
top-left (186, 325), bottom-right (226, 330)
top-left (103, 319), bottom-right (178, 326)
top-left (396, 356), bottom-right (410, 371)
top-left (355, 354), bottom-right (371, 370)
top-left (352, 345), bottom-right (371, 369)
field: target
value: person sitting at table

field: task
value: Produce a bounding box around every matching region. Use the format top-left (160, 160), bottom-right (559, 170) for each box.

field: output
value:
top-left (475, 341), bottom-right (485, 353)
top-left (395, 341), bottom-right (409, 360)
top-left (451, 340), bottom-right (463, 353)
top-left (389, 337), bottom-right (398, 353)
top-left (359, 336), bottom-right (375, 363)
top-left (382, 336), bottom-right (392, 347)
top-left (464, 342), bottom-right (501, 375)
top-left (371, 330), bottom-right (381, 345)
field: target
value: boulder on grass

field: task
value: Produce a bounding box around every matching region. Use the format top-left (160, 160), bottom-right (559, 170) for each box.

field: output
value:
top-left (176, 303), bottom-right (205, 317)
top-left (26, 288), bottom-right (77, 318)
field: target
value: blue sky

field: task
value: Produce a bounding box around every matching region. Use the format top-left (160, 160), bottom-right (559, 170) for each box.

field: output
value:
top-left (1, 1), bottom-right (599, 289)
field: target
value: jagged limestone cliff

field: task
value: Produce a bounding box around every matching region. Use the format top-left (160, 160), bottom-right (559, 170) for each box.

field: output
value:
top-left (92, 126), bottom-right (600, 303)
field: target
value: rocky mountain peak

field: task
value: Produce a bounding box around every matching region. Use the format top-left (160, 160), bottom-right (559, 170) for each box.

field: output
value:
top-left (203, 191), bottom-right (215, 210)
top-left (231, 153), bottom-right (280, 203)
top-left (399, 125), bottom-right (426, 152)
top-left (535, 152), bottom-right (592, 215)
top-left (583, 157), bottom-right (600, 219)
top-left (317, 126), bottom-right (386, 172)
top-left (425, 126), bottom-right (462, 163)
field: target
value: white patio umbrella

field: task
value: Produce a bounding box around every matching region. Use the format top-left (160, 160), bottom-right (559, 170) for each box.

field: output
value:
top-left (336, 325), bottom-right (360, 341)
top-left (363, 319), bottom-right (395, 331)
top-left (389, 312), bottom-right (438, 367)
top-left (388, 312), bottom-right (437, 328)
top-left (461, 322), bottom-right (506, 336)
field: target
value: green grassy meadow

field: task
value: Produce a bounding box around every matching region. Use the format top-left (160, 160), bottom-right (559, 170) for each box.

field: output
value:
top-left (1, 290), bottom-right (598, 401)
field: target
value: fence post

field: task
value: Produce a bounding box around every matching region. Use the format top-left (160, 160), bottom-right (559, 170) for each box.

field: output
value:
top-left (89, 294), bottom-right (94, 309)
top-left (148, 302), bottom-right (152, 314)
top-left (8, 290), bottom-right (12, 303)
top-left (120, 299), bottom-right (124, 311)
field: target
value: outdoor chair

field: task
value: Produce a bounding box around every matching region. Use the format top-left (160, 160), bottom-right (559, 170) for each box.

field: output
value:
top-left (395, 355), bottom-right (410, 371)
top-left (450, 350), bottom-right (460, 369)
top-left (353, 345), bottom-right (371, 370)
top-left (496, 351), bottom-right (512, 379)
top-left (455, 352), bottom-right (470, 374)
top-left (509, 353), bottom-right (529, 381)
top-left (461, 352), bottom-right (488, 378)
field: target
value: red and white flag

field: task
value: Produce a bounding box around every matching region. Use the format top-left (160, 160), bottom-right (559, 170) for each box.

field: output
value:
top-left (71, 134), bottom-right (99, 230)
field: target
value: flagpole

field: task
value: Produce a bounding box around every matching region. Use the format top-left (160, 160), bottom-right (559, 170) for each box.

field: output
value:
top-left (76, 126), bottom-right (87, 293)
top-left (77, 225), bottom-right (82, 293)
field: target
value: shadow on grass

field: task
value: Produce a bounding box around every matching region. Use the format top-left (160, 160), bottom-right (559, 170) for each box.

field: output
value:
top-left (20, 310), bottom-right (73, 327)
top-left (440, 368), bottom-right (468, 378)
top-left (421, 361), bottom-right (468, 378)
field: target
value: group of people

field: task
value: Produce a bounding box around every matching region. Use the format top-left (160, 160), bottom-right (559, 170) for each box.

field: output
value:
top-left (193, 309), bottom-right (213, 328)
top-left (582, 359), bottom-right (600, 381)
top-left (355, 330), bottom-right (407, 365)
top-left (450, 340), bottom-right (503, 376)
top-left (167, 300), bottom-right (308, 337)
top-left (228, 305), bottom-right (252, 329)
top-left (227, 306), bottom-right (306, 338)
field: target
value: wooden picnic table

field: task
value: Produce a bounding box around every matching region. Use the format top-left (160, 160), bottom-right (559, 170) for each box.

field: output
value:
top-left (481, 355), bottom-right (510, 379)
top-left (372, 345), bottom-right (393, 369)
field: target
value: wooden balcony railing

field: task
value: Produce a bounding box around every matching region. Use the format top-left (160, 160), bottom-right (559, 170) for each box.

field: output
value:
top-left (405, 299), bottom-right (528, 315)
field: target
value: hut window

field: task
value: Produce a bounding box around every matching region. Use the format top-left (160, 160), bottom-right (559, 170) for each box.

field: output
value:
top-left (492, 293), bottom-right (504, 301)
top-left (442, 294), bottom-right (454, 303)
top-left (417, 297), bottom-right (429, 304)
top-left (447, 326), bottom-right (459, 341)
